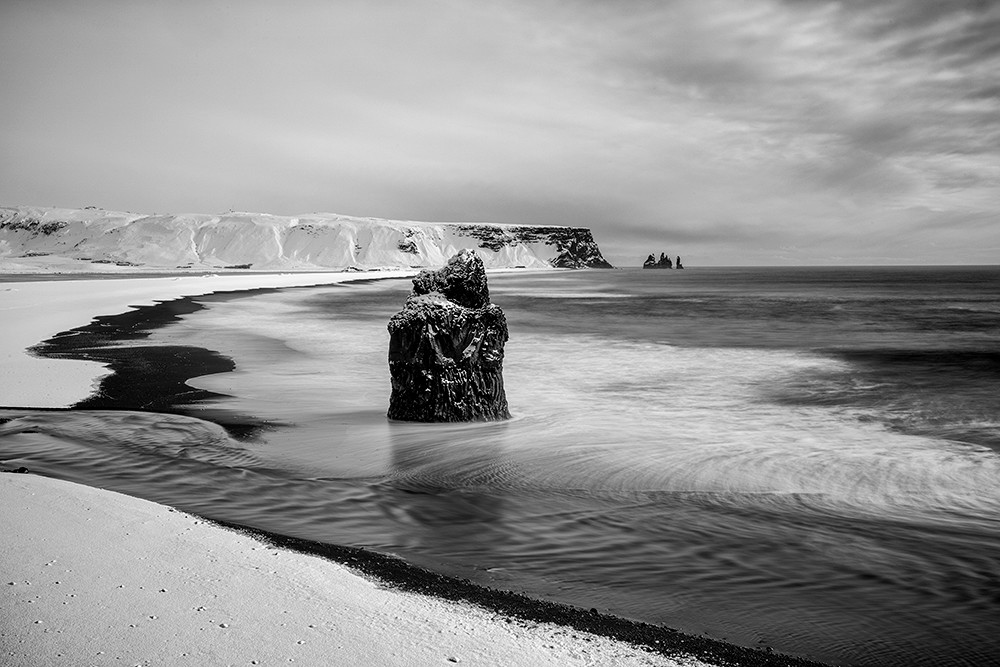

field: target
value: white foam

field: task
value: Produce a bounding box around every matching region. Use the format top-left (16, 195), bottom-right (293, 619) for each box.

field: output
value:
top-left (154, 288), bottom-right (1000, 525)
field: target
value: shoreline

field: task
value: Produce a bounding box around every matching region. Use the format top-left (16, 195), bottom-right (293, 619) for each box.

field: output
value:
top-left (1, 469), bottom-right (823, 667)
top-left (30, 287), bottom-right (294, 439)
top-left (1, 471), bottom-right (713, 667)
top-left (0, 270), bottom-right (419, 408)
top-left (0, 272), bottom-right (828, 666)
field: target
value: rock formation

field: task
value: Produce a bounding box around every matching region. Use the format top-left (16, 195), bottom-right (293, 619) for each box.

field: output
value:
top-left (387, 250), bottom-right (510, 422)
top-left (458, 224), bottom-right (613, 269)
top-left (642, 252), bottom-right (676, 269)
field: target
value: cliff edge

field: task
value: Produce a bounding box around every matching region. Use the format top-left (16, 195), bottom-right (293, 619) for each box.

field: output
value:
top-left (0, 205), bottom-right (614, 272)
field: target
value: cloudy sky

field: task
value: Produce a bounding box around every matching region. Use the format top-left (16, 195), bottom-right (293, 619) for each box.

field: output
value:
top-left (1, 0), bottom-right (997, 265)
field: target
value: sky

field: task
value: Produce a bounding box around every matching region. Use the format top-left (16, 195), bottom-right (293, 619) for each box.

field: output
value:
top-left (1, 0), bottom-right (997, 266)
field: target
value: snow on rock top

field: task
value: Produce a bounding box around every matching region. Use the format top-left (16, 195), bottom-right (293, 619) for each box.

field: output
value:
top-left (0, 205), bottom-right (613, 273)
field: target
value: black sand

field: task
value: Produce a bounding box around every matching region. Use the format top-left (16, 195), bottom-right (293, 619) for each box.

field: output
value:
top-left (16, 283), bottom-right (829, 667)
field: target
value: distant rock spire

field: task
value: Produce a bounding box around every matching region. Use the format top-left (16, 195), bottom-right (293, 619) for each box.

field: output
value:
top-left (642, 250), bottom-right (682, 269)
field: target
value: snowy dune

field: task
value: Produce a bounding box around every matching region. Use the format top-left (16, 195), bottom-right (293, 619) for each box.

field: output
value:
top-left (0, 205), bottom-right (612, 272)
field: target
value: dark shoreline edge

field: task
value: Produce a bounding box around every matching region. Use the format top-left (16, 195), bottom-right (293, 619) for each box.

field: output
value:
top-left (214, 517), bottom-right (825, 667)
top-left (29, 286), bottom-right (289, 439)
top-left (9, 280), bottom-right (828, 667)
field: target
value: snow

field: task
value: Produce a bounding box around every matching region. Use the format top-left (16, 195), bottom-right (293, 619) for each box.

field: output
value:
top-left (0, 205), bottom-right (590, 272)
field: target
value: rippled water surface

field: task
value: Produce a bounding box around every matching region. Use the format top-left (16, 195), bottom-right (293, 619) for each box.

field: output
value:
top-left (3, 266), bottom-right (1000, 666)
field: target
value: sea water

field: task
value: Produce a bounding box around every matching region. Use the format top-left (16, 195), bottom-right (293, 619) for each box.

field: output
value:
top-left (2, 266), bottom-right (999, 666)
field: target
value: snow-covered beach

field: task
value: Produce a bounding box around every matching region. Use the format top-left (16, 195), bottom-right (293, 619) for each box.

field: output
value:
top-left (0, 271), bottom-right (418, 408)
top-left (1, 271), bottom-right (735, 667)
top-left (1, 473), bottom-right (710, 667)
top-left (5, 0), bottom-right (997, 660)
top-left (9, 266), bottom-right (998, 666)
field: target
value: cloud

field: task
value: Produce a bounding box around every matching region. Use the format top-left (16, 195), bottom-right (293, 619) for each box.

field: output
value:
top-left (0, 0), bottom-right (997, 264)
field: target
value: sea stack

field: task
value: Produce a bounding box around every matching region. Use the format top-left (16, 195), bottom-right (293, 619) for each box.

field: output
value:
top-left (642, 252), bottom-right (675, 269)
top-left (387, 250), bottom-right (510, 422)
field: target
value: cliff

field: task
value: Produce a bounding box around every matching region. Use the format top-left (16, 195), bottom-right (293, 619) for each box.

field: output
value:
top-left (0, 205), bottom-right (614, 272)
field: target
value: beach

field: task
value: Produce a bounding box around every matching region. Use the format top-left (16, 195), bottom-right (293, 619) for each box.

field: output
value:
top-left (0, 271), bottom-right (420, 408)
top-left (5, 0), bottom-right (997, 661)
top-left (4, 267), bottom-right (998, 666)
top-left (1, 272), bottom-right (731, 667)
top-left (1, 472), bottom-right (711, 667)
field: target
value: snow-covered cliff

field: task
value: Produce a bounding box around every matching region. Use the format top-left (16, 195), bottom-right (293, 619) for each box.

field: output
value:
top-left (0, 206), bottom-right (613, 273)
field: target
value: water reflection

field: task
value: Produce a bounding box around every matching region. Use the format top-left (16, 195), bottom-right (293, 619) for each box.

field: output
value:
top-left (377, 419), bottom-right (512, 553)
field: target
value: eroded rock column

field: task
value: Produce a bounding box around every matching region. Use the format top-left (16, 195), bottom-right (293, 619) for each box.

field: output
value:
top-left (387, 250), bottom-right (510, 422)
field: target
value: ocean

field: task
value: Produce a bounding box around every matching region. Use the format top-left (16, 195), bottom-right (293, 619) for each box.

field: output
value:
top-left (2, 266), bottom-right (999, 666)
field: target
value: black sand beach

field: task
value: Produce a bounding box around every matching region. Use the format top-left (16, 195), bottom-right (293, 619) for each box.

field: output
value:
top-left (10, 282), bottom-right (828, 667)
